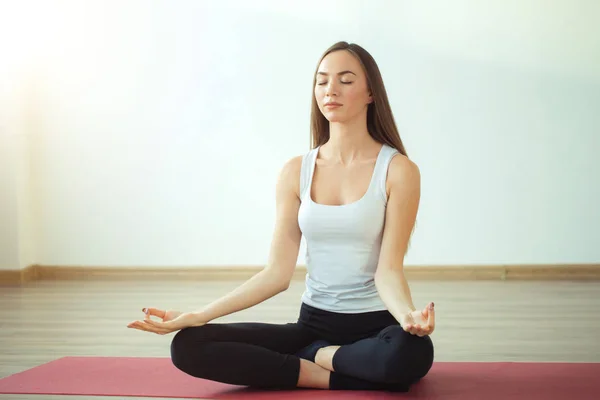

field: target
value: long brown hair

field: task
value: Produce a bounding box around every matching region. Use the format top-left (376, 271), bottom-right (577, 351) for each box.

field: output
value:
top-left (310, 41), bottom-right (408, 156)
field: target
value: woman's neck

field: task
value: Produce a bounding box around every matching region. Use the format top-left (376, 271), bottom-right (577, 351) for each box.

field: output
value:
top-left (324, 122), bottom-right (379, 165)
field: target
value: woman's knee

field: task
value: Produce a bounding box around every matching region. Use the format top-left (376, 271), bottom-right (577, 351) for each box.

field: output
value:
top-left (170, 326), bottom-right (211, 370)
top-left (378, 325), bottom-right (434, 383)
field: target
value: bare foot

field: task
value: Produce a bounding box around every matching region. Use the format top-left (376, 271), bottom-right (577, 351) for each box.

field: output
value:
top-left (297, 359), bottom-right (331, 389)
top-left (314, 345), bottom-right (341, 372)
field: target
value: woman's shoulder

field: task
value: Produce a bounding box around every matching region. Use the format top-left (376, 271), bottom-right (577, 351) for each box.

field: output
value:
top-left (277, 155), bottom-right (304, 202)
top-left (387, 153), bottom-right (420, 190)
top-left (280, 147), bottom-right (317, 175)
top-left (280, 154), bottom-right (304, 176)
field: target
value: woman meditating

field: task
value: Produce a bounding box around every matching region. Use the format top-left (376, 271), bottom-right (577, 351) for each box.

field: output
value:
top-left (128, 41), bottom-right (435, 392)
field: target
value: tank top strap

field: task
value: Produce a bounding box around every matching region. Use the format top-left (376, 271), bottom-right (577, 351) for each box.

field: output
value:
top-left (300, 147), bottom-right (319, 201)
top-left (373, 144), bottom-right (400, 203)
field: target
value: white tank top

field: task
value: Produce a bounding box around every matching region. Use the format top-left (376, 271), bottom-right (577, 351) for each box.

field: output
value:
top-left (297, 143), bottom-right (400, 313)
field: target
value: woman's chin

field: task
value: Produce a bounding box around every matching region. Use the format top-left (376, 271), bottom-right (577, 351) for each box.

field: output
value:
top-left (323, 114), bottom-right (347, 123)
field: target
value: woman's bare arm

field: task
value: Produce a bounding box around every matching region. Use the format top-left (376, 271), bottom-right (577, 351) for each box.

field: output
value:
top-left (194, 156), bottom-right (303, 323)
top-left (374, 155), bottom-right (421, 320)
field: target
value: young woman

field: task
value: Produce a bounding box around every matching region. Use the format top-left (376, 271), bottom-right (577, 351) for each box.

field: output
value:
top-left (128, 41), bottom-right (435, 392)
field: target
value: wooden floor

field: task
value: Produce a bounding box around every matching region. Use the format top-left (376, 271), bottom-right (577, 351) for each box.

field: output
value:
top-left (1, 278), bottom-right (599, 399)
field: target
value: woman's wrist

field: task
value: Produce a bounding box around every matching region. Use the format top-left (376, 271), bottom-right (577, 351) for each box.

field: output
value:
top-left (191, 309), bottom-right (211, 325)
top-left (397, 304), bottom-right (416, 316)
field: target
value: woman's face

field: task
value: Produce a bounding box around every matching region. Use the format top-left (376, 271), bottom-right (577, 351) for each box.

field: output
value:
top-left (314, 50), bottom-right (372, 123)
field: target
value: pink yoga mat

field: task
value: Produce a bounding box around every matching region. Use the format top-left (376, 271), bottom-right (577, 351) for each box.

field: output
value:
top-left (0, 356), bottom-right (598, 399)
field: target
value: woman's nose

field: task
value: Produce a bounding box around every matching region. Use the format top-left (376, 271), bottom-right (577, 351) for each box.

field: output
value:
top-left (326, 83), bottom-right (338, 96)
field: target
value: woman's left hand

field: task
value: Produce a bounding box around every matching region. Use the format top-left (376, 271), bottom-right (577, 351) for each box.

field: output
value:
top-left (400, 302), bottom-right (435, 337)
top-left (127, 310), bottom-right (206, 335)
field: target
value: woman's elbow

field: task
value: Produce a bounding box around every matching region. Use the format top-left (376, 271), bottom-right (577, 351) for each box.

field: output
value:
top-left (262, 268), bottom-right (292, 292)
top-left (375, 264), bottom-right (404, 281)
top-left (278, 278), bottom-right (291, 292)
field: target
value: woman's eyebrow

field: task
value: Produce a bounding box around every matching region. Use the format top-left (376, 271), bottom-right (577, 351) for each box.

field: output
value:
top-left (317, 70), bottom-right (356, 76)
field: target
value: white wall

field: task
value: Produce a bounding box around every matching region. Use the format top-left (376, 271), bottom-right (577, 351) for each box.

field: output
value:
top-left (0, 67), bottom-right (37, 271)
top-left (1, 0), bottom-right (599, 270)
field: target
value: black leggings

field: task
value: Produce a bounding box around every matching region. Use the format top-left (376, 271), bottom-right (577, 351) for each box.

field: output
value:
top-left (170, 302), bottom-right (434, 392)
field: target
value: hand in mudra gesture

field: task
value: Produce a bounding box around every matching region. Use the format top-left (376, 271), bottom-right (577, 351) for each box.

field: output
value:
top-left (127, 307), bottom-right (205, 335)
top-left (400, 302), bottom-right (435, 337)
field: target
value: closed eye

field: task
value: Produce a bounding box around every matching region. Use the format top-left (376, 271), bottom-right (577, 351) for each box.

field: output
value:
top-left (317, 82), bottom-right (353, 85)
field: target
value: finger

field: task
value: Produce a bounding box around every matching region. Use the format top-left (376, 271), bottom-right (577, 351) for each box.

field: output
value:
top-left (413, 324), bottom-right (426, 337)
top-left (143, 307), bottom-right (166, 320)
top-left (416, 324), bottom-right (430, 337)
top-left (427, 303), bottom-right (435, 329)
top-left (128, 321), bottom-right (155, 333)
top-left (143, 318), bottom-right (174, 329)
top-left (135, 323), bottom-right (171, 335)
top-left (128, 320), bottom-right (158, 332)
top-left (128, 320), bottom-right (171, 335)
top-left (403, 313), bottom-right (416, 332)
